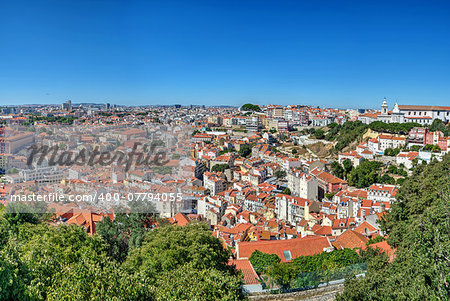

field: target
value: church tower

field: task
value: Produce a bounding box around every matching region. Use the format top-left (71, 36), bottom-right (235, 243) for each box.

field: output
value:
top-left (381, 97), bottom-right (388, 115)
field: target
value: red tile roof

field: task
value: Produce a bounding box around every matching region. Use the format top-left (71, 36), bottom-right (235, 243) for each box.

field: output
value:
top-left (362, 240), bottom-right (396, 262)
top-left (334, 230), bottom-right (369, 250)
top-left (228, 259), bottom-right (260, 285)
top-left (170, 212), bottom-right (191, 226)
top-left (237, 236), bottom-right (332, 262)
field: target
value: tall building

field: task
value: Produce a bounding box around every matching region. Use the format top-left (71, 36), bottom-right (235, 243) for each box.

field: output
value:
top-left (246, 116), bottom-right (262, 132)
top-left (62, 100), bottom-right (72, 111)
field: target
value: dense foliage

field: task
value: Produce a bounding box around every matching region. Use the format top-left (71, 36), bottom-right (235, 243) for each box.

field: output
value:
top-left (291, 249), bottom-right (363, 273)
top-left (320, 120), bottom-right (440, 154)
top-left (250, 249), bottom-right (364, 291)
top-left (0, 209), bottom-right (244, 300)
top-left (330, 121), bottom-right (369, 152)
top-left (338, 154), bottom-right (450, 300)
top-left (428, 119), bottom-right (450, 136)
top-left (249, 250), bottom-right (281, 275)
top-left (384, 147), bottom-right (401, 156)
top-left (313, 129), bottom-right (325, 139)
top-left (388, 165), bottom-right (407, 177)
top-left (26, 115), bottom-right (79, 125)
top-left (331, 159), bottom-right (353, 179)
top-left (423, 144), bottom-right (441, 152)
top-left (347, 160), bottom-right (384, 188)
top-left (241, 103), bottom-right (261, 112)
top-left (239, 143), bottom-right (253, 158)
top-left (211, 163), bottom-right (230, 172)
top-left (95, 213), bottom-right (151, 262)
top-left (368, 121), bottom-right (421, 135)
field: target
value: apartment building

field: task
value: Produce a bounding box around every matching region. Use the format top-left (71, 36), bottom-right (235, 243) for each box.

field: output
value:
top-left (287, 169), bottom-right (318, 200)
top-left (203, 171), bottom-right (227, 195)
top-left (367, 184), bottom-right (398, 203)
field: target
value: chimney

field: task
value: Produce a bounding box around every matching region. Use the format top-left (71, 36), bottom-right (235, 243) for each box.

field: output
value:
top-left (380, 203), bottom-right (386, 212)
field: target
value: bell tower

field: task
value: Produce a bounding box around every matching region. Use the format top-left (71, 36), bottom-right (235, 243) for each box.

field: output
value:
top-left (381, 97), bottom-right (388, 115)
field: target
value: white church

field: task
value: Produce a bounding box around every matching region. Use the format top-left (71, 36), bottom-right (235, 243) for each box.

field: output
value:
top-left (359, 98), bottom-right (450, 126)
top-left (377, 98), bottom-right (405, 123)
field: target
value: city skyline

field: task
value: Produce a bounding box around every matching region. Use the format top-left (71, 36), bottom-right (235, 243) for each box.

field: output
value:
top-left (1, 0), bottom-right (450, 108)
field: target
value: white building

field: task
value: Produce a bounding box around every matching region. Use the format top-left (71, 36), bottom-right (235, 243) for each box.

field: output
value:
top-left (374, 98), bottom-right (450, 126)
top-left (378, 134), bottom-right (406, 152)
top-left (275, 194), bottom-right (310, 225)
top-left (400, 105), bottom-right (450, 125)
top-left (367, 184), bottom-right (398, 203)
top-left (367, 138), bottom-right (380, 154)
top-left (287, 169), bottom-right (318, 201)
top-left (6, 166), bottom-right (65, 184)
top-left (203, 171), bottom-right (227, 195)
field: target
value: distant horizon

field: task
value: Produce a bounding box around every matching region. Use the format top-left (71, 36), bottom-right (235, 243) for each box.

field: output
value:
top-left (0, 99), bottom-right (407, 111)
top-left (2, 98), bottom-right (450, 111)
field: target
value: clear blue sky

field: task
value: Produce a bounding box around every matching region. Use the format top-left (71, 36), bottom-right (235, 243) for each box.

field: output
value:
top-left (1, 0), bottom-right (449, 108)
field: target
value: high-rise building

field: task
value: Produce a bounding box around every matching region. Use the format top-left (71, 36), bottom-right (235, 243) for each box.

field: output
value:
top-left (62, 100), bottom-right (72, 111)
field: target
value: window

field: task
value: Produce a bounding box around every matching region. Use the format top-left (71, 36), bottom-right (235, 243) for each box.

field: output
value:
top-left (283, 250), bottom-right (292, 261)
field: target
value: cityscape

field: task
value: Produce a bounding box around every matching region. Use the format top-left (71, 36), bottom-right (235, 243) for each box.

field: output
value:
top-left (1, 1), bottom-right (449, 300)
top-left (1, 98), bottom-right (449, 299)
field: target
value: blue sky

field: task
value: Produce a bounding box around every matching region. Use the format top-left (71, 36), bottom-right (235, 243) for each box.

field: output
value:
top-left (0, 0), bottom-right (449, 108)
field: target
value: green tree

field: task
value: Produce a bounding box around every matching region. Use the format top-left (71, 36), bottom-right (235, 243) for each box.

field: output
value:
top-left (342, 159), bottom-right (353, 175)
top-left (125, 223), bottom-right (231, 275)
top-left (153, 263), bottom-right (244, 300)
top-left (275, 170), bottom-right (287, 179)
top-left (380, 173), bottom-right (395, 185)
top-left (241, 103), bottom-right (261, 112)
top-left (95, 213), bottom-right (150, 262)
top-left (338, 154), bottom-right (450, 300)
top-left (331, 161), bottom-right (344, 179)
top-left (282, 187), bottom-right (291, 195)
top-left (238, 144), bottom-right (252, 158)
top-left (249, 250), bottom-right (281, 275)
top-left (384, 147), bottom-right (401, 156)
top-left (0, 213), bottom-right (245, 300)
top-left (333, 121), bottom-right (369, 152)
top-left (347, 160), bottom-right (383, 188)
top-left (369, 121), bottom-right (421, 135)
top-left (428, 119), bottom-right (449, 136)
top-left (124, 223), bottom-right (244, 300)
top-left (211, 164), bottom-right (229, 173)
top-left (314, 129), bottom-right (325, 139)
top-left (268, 262), bottom-right (298, 291)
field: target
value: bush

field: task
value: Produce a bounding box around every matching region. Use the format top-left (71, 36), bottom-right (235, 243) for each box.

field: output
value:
top-left (384, 148), bottom-right (401, 156)
top-left (314, 129), bottom-right (325, 139)
top-left (249, 250), bottom-right (281, 275)
top-left (211, 164), bottom-right (229, 173)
